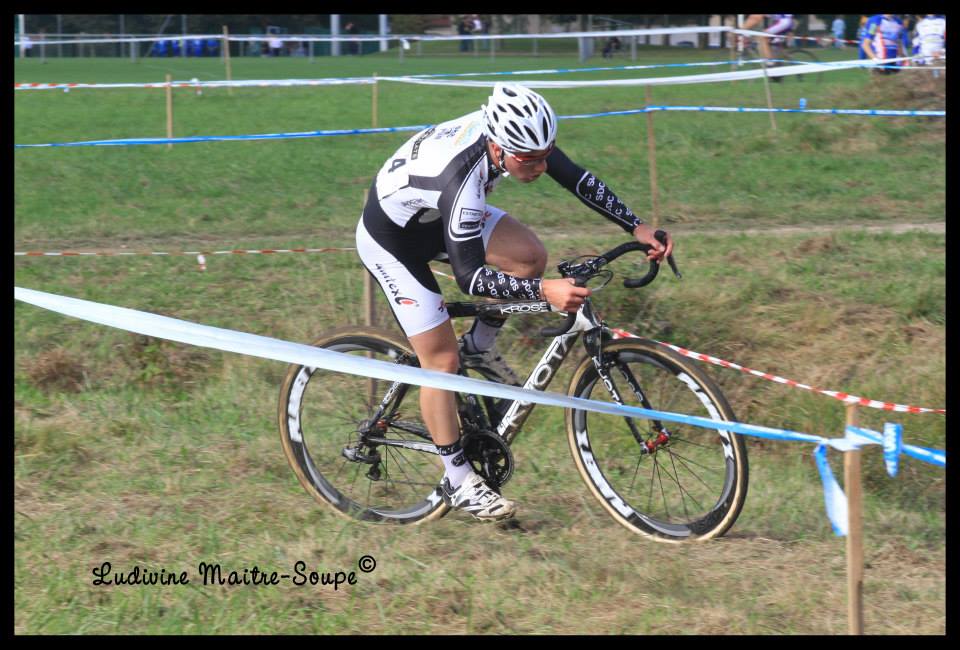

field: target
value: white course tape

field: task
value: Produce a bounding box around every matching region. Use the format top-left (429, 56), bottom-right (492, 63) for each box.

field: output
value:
top-left (379, 58), bottom-right (892, 88)
top-left (10, 287), bottom-right (662, 419)
top-left (13, 286), bottom-right (802, 440)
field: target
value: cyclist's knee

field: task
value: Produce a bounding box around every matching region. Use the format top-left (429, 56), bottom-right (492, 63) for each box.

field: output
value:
top-left (408, 321), bottom-right (460, 373)
top-left (501, 236), bottom-right (547, 278)
top-left (515, 239), bottom-right (547, 277)
top-left (419, 348), bottom-right (460, 374)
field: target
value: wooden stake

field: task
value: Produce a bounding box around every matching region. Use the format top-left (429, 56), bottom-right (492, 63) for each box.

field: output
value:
top-left (761, 64), bottom-right (777, 132)
top-left (644, 85), bottom-right (661, 229)
top-left (362, 188), bottom-right (376, 328)
top-left (363, 188), bottom-right (378, 408)
top-left (729, 18), bottom-right (736, 72)
top-left (372, 73), bottom-right (378, 128)
top-left (165, 74), bottom-right (173, 150)
top-left (844, 404), bottom-right (865, 635)
top-left (222, 26), bottom-right (233, 96)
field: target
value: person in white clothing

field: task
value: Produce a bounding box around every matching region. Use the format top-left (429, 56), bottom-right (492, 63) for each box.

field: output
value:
top-left (913, 15), bottom-right (946, 66)
top-left (356, 83), bottom-right (672, 521)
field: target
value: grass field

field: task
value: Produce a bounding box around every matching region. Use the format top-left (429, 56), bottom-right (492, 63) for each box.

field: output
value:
top-left (14, 49), bottom-right (945, 635)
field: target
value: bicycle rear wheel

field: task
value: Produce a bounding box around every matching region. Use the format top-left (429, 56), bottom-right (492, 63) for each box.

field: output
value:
top-left (566, 337), bottom-right (748, 543)
top-left (277, 326), bottom-right (448, 524)
top-left (784, 48), bottom-right (823, 82)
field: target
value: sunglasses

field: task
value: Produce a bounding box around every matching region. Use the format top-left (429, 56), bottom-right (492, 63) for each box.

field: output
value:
top-left (507, 144), bottom-right (554, 166)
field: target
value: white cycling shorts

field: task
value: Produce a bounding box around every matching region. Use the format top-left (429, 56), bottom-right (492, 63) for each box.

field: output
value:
top-left (767, 17), bottom-right (795, 36)
top-left (356, 205), bottom-right (508, 337)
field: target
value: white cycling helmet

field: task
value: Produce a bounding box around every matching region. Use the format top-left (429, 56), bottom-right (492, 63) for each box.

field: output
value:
top-left (481, 82), bottom-right (558, 153)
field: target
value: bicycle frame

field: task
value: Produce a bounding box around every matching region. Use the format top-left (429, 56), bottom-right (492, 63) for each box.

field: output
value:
top-left (446, 297), bottom-right (617, 445)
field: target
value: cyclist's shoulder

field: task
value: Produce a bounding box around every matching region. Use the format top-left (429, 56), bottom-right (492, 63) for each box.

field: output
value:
top-left (382, 111), bottom-right (488, 176)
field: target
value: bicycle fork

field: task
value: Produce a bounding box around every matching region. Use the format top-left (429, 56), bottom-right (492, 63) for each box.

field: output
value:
top-left (585, 328), bottom-right (672, 455)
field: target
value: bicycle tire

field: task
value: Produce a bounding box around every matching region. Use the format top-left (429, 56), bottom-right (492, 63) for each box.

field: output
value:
top-left (277, 326), bottom-right (449, 524)
top-left (784, 48), bottom-right (823, 82)
top-left (566, 337), bottom-right (748, 543)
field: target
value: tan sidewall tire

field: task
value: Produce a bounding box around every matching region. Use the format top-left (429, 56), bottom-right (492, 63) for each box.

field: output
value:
top-left (277, 326), bottom-right (450, 524)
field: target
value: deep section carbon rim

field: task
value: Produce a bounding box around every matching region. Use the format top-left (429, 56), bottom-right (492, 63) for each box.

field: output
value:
top-left (568, 341), bottom-right (747, 542)
top-left (278, 332), bottom-right (446, 523)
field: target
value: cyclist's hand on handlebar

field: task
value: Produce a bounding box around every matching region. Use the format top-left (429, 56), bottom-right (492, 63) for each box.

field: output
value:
top-left (541, 278), bottom-right (592, 313)
top-left (632, 223), bottom-right (674, 263)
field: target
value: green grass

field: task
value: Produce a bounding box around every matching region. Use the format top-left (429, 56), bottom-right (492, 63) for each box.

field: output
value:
top-left (14, 50), bottom-right (944, 634)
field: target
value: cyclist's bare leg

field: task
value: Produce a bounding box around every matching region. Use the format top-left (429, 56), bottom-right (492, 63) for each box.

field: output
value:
top-left (408, 317), bottom-right (517, 519)
top-left (407, 319), bottom-right (461, 447)
top-left (483, 213), bottom-right (547, 278)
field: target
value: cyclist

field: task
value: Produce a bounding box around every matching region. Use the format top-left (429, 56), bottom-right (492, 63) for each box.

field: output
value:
top-left (740, 14), bottom-right (796, 63)
top-left (861, 14), bottom-right (906, 73)
top-left (913, 14), bottom-right (946, 66)
top-left (355, 82), bottom-right (672, 521)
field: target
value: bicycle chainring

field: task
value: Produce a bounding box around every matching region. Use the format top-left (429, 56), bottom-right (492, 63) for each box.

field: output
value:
top-left (461, 429), bottom-right (514, 490)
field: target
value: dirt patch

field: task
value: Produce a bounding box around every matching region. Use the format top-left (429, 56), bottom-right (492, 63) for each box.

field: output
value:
top-left (25, 347), bottom-right (88, 393)
top-left (795, 235), bottom-right (847, 256)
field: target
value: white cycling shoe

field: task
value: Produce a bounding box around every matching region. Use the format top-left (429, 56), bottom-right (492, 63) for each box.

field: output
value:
top-left (442, 470), bottom-right (516, 521)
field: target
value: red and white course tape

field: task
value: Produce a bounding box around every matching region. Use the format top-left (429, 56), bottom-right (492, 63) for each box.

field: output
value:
top-left (609, 327), bottom-right (945, 415)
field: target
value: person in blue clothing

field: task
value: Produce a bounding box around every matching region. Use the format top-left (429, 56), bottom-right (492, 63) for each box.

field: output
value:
top-left (861, 14), bottom-right (905, 74)
top-left (857, 15), bottom-right (869, 59)
top-left (831, 16), bottom-right (846, 48)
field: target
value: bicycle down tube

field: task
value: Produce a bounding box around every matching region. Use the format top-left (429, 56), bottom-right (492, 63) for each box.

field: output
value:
top-left (447, 299), bottom-right (591, 444)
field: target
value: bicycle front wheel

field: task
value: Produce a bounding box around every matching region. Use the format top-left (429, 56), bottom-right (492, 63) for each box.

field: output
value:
top-left (277, 326), bottom-right (448, 524)
top-left (566, 338), bottom-right (748, 543)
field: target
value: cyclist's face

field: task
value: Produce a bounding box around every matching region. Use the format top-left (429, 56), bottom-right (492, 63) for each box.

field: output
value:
top-left (500, 144), bottom-right (552, 182)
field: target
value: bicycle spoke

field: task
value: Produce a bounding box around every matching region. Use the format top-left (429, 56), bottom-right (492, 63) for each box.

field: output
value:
top-left (629, 451), bottom-right (645, 492)
top-left (655, 453), bottom-right (706, 515)
top-left (664, 447), bottom-right (727, 479)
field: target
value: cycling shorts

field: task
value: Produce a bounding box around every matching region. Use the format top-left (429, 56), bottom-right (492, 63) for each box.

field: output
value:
top-left (356, 205), bottom-right (508, 337)
top-left (766, 17), bottom-right (795, 36)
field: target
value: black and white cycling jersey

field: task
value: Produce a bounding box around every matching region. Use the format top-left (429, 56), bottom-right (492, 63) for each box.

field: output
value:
top-left (357, 109), bottom-right (643, 337)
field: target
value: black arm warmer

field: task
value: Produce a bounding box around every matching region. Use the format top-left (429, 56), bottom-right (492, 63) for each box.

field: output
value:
top-left (546, 147), bottom-right (643, 234)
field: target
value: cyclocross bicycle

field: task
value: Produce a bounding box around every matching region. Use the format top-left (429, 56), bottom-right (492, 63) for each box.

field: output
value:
top-left (737, 34), bottom-right (824, 83)
top-left (278, 234), bottom-right (748, 543)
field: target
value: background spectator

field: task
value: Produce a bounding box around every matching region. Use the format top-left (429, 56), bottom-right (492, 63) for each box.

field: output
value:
top-left (457, 16), bottom-right (471, 52)
top-left (268, 34), bottom-right (283, 57)
top-left (344, 22), bottom-right (359, 55)
top-left (831, 16), bottom-right (846, 48)
top-left (602, 36), bottom-right (621, 58)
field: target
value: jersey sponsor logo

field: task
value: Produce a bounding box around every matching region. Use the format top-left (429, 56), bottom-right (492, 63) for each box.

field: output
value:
top-left (374, 263), bottom-right (404, 303)
top-left (453, 119), bottom-right (481, 146)
top-left (394, 296), bottom-right (419, 307)
top-left (410, 127), bottom-right (435, 161)
top-left (434, 126), bottom-right (461, 140)
top-left (498, 302), bottom-right (549, 314)
top-left (452, 207), bottom-right (484, 239)
top-left (401, 198), bottom-right (430, 210)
